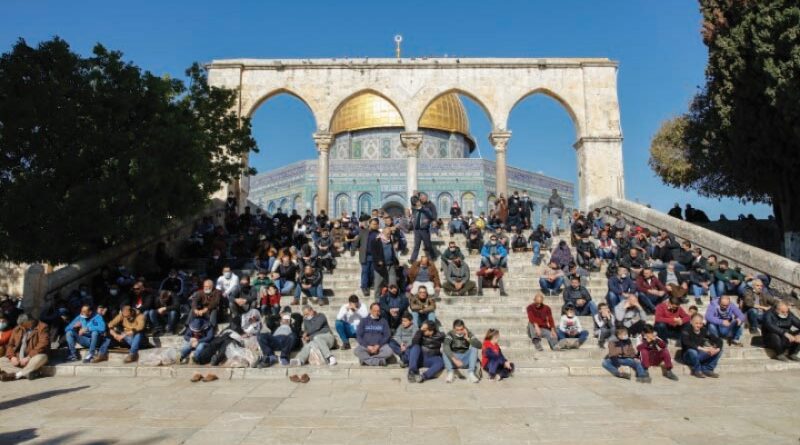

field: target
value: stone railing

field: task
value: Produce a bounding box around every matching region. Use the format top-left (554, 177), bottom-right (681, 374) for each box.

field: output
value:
top-left (591, 198), bottom-right (800, 294)
top-left (22, 200), bottom-right (226, 316)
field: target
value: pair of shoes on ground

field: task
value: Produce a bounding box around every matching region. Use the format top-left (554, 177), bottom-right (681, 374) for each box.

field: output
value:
top-left (773, 353), bottom-right (800, 362)
top-left (289, 374), bottom-right (310, 383)
top-left (190, 372), bottom-right (218, 382)
top-left (690, 370), bottom-right (719, 379)
top-left (445, 370), bottom-right (480, 383)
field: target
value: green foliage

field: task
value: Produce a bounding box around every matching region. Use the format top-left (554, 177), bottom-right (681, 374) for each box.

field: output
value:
top-left (0, 38), bottom-right (256, 264)
top-left (648, 116), bottom-right (696, 187)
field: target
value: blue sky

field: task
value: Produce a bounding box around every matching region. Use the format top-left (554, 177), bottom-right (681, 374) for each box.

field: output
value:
top-left (1, 0), bottom-right (772, 218)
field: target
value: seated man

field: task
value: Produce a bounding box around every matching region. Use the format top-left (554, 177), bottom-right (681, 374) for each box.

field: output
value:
top-left (526, 293), bottom-right (558, 351)
top-left (180, 318), bottom-right (214, 364)
top-left (689, 265), bottom-right (714, 306)
top-left (228, 276), bottom-right (257, 329)
top-left (476, 261), bottom-right (508, 297)
top-left (409, 287), bottom-right (437, 327)
top-left (762, 301), bottom-right (800, 361)
top-left (636, 267), bottom-right (668, 314)
top-left (65, 304), bottom-right (106, 363)
top-left (389, 312), bottom-right (418, 367)
top-left (740, 278), bottom-right (776, 334)
top-left (539, 261), bottom-right (565, 296)
top-left (315, 228), bottom-right (336, 273)
top-left (443, 256), bottom-right (476, 297)
top-left (601, 326), bottom-right (649, 383)
top-left (291, 306), bottom-right (337, 366)
top-left (215, 266), bottom-right (240, 304)
top-left (465, 224), bottom-right (483, 254)
top-left (658, 261), bottom-right (689, 301)
top-left (510, 227), bottom-right (528, 252)
top-left (637, 324), bottom-right (679, 381)
top-left (562, 276), bottom-right (597, 316)
top-left (128, 281), bottom-right (153, 318)
top-left (556, 304), bottom-right (589, 349)
top-left (714, 260), bottom-right (745, 298)
top-left (654, 297), bottom-right (690, 344)
top-left (378, 284), bottom-right (409, 331)
top-left (271, 254), bottom-right (299, 296)
top-left (0, 314), bottom-right (49, 381)
top-left (407, 257), bottom-right (441, 297)
top-left (0, 313), bottom-right (13, 357)
top-left (681, 313), bottom-right (723, 378)
top-left (480, 235), bottom-right (508, 269)
top-left (335, 295), bottom-right (368, 350)
top-left (443, 319), bottom-right (483, 383)
top-left (620, 248), bottom-right (646, 279)
top-left (257, 311), bottom-right (300, 367)
top-left (440, 241), bottom-right (465, 272)
top-left (407, 320), bottom-right (445, 383)
top-left (149, 290), bottom-right (179, 335)
top-left (354, 303), bottom-right (393, 366)
top-left (295, 265), bottom-right (325, 306)
top-left (614, 293), bottom-right (647, 337)
top-left (575, 236), bottom-right (601, 272)
top-left (596, 230), bottom-right (618, 260)
top-left (97, 305), bottom-right (145, 363)
top-left (705, 295), bottom-right (746, 347)
top-left (187, 279), bottom-right (222, 327)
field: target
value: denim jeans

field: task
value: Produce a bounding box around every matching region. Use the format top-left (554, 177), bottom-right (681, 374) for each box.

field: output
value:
top-left (557, 329), bottom-right (588, 343)
top-left (654, 322), bottom-right (683, 341)
top-left (294, 284), bottom-right (325, 303)
top-left (180, 339), bottom-right (208, 360)
top-left (606, 291), bottom-right (623, 308)
top-left (715, 281), bottom-right (745, 297)
top-left (411, 311), bottom-right (436, 328)
top-left (335, 320), bottom-right (358, 342)
top-left (360, 260), bottom-right (374, 290)
top-left (408, 345), bottom-right (444, 380)
top-left (708, 322), bottom-right (743, 341)
top-left (683, 348), bottom-right (722, 372)
top-left (99, 332), bottom-right (142, 355)
top-left (66, 330), bottom-right (102, 356)
top-left (572, 301), bottom-right (597, 317)
top-left (539, 277), bottom-right (564, 294)
top-left (746, 308), bottom-right (765, 331)
top-left (389, 339), bottom-right (410, 364)
top-left (442, 347), bottom-right (478, 372)
top-left (257, 332), bottom-right (297, 358)
top-left (602, 357), bottom-right (646, 377)
top-left (148, 309), bottom-right (178, 332)
top-left (598, 249), bottom-right (616, 260)
top-left (531, 241), bottom-right (542, 265)
top-left (481, 256), bottom-right (508, 269)
top-left (637, 292), bottom-right (665, 314)
top-left (276, 279), bottom-right (295, 295)
top-left (691, 284), bottom-right (717, 299)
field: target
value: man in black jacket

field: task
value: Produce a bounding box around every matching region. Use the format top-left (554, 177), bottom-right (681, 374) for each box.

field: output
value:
top-left (149, 290), bottom-right (179, 335)
top-left (229, 276), bottom-right (258, 330)
top-left (356, 218), bottom-right (381, 298)
top-left (763, 301), bottom-right (800, 361)
top-left (371, 227), bottom-right (398, 298)
top-left (681, 314), bottom-right (723, 378)
top-left (407, 320), bottom-right (445, 383)
top-left (409, 193), bottom-right (438, 263)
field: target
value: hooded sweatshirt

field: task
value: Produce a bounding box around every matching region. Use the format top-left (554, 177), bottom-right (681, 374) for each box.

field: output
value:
top-left (356, 316), bottom-right (391, 347)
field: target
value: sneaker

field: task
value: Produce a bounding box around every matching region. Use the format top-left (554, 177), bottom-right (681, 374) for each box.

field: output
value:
top-left (328, 356), bottom-right (337, 366)
top-left (407, 372), bottom-right (418, 383)
top-left (82, 354), bottom-right (94, 364)
top-left (399, 361), bottom-right (408, 368)
top-left (454, 369), bottom-right (466, 380)
top-left (92, 353), bottom-right (109, 364)
top-left (749, 327), bottom-right (759, 335)
top-left (662, 369), bottom-right (679, 381)
top-left (468, 372), bottom-right (480, 383)
top-left (532, 339), bottom-right (544, 352)
top-left (499, 291), bottom-right (508, 297)
top-left (66, 354), bottom-right (80, 362)
top-left (730, 339), bottom-right (743, 347)
top-left (180, 356), bottom-right (189, 365)
top-left (703, 371), bottom-right (719, 378)
top-left (788, 354), bottom-right (800, 362)
top-left (691, 370), bottom-right (706, 379)
top-left (615, 371), bottom-right (631, 380)
top-left (445, 371), bottom-right (455, 383)
top-left (311, 298), bottom-right (319, 305)
top-left (477, 291), bottom-right (483, 296)
top-left (598, 341), bottom-right (606, 349)
top-left (0, 371), bottom-right (16, 382)
top-left (341, 342), bottom-right (351, 351)
top-left (289, 359), bottom-right (302, 367)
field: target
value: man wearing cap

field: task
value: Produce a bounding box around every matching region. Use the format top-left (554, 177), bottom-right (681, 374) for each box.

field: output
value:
top-left (180, 318), bottom-right (214, 364)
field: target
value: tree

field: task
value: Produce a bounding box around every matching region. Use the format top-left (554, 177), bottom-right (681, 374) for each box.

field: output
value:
top-left (648, 0), bottom-right (800, 260)
top-left (0, 38), bottom-right (256, 264)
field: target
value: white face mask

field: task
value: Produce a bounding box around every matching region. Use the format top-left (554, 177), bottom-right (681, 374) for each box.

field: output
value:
top-left (0, 322), bottom-right (7, 330)
top-left (618, 336), bottom-right (629, 341)
top-left (223, 272), bottom-right (232, 279)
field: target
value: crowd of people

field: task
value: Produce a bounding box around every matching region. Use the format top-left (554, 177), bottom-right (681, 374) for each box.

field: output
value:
top-left (0, 189), bottom-right (797, 384)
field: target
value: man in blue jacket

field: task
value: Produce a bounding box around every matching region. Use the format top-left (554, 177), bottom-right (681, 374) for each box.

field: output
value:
top-left (353, 303), bottom-right (393, 366)
top-left (65, 304), bottom-right (106, 363)
top-left (480, 235), bottom-right (508, 269)
top-left (180, 318), bottom-right (214, 364)
top-left (607, 267), bottom-right (637, 308)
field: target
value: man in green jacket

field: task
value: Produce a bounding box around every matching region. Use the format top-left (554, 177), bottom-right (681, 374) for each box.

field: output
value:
top-left (443, 319), bottom-right (482, 383)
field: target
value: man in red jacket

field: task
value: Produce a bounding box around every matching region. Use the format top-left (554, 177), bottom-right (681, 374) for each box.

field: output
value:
top-left (637, 324), bottom-right (679, 381)
top-left (636, 267), bottom-right (668, 314)
top-left (526, 293), bottom-right (557, 352)
top-left (654, 297), bottom-right (690, 344)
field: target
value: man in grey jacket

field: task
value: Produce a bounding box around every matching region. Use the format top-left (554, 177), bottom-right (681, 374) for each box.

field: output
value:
top-left (615, 293), bottom-right (647, 337)
top-left (290, 306), bottom-right (337, 366)
top-left (442, 257), bottom-right (476, 296)
top-left (389, 312), bottom-right (418, 367)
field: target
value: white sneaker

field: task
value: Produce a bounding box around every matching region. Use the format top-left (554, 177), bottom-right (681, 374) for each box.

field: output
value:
top-left (445, 371), bottom-right (455, 383)
top-left (289, 359), bottom-right (302, 367)
top-left (468, 372), bottom-right (480, 383)
top-left (328, 356), bottom-right (337, 366)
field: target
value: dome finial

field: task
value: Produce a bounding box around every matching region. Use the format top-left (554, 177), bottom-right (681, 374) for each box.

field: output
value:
top-left (394, 35), bottom-right (403, 59)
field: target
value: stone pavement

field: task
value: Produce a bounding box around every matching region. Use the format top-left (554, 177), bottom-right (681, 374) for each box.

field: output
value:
top-left (0, 372), bottom-right (797, 445)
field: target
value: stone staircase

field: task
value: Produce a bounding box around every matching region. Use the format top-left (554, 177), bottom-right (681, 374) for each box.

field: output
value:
top-left (42, 231), bottom-right (800, 380)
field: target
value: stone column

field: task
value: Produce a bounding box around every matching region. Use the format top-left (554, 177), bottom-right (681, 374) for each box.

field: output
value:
top-left (574, 136), bottom-right (624, 210)
top-left (489, 131), bottom-right (512, 198)
top-left (313, 132), bottom-right (334, 215)
top-left (401, 132), bottom-right (424, 201)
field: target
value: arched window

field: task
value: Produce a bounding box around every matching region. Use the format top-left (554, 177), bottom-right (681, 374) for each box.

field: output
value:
top-left (279, 198), bottom-right (289, 213)
top-left (267, 201), bottom-right (277, 215)
top-left (335, 193), bottom-right (350, 216)
top-left (293, 196), bottom-right (303, 212)
top-left (358, 193), bottom-right (373, 216)
top-left (487, 194), bottom-right (497, 212)
top-left (437, 192), bottom-right (453, 216)
top-left (461, 192), bottom-right (476, 215)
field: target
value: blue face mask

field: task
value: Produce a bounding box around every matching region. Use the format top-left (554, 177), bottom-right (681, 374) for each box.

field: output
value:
top-left (0, 322), bottom-right (7, 330)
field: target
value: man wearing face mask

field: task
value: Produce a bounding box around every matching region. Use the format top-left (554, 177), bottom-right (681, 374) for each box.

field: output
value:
top-left (228, 276), bottom-right (257, 331)
top-left (160, 269), bottom-right (185, 301)
top-left (763, 301), bottom-right (800, 361)
top-left (65, 305), bottom-right (106, 363)
top-left (480, 235), bottom-right (508, 270)
top-left (215, 266), bottom-right (240, 302)
top-left (440, 241), bottom-right (464, 272)
top-left (520, 191), bottom-right (533, 230)
top-left (0, 314), bottom-right (49, 381)
top-left (188, 279), bottom-right (222, 327)
top-left (443, 256), bottom-right (476, 297)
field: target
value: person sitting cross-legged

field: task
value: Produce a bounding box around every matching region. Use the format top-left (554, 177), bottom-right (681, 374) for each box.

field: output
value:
top-left (654, 297), bottom-right (690, 345)
top-left (96, 305), bottom-right (144, 364)
top-left (762, 301), bottom-right (800, 362)
top-left (562, 275), bottom-right (597, 316)
top-left (409, 287), bottom-right (437, 328)
top-left (407, 320), bottom-right (445, 383)
top-left (714, 260), bottom-right (746, 298)
top-left (556, 304), bottom-right (588, 350)
top-left (637, 324), bottom-right (679, 381)
top-left (705, 295), bottom-right (746, 347)
top-left (65, 304), bottom-right (106, 363)
top-left (335, 295), bottom-right (368, 351)
top-left (443, 319), bottom-right (483, 383)
top-left (440, 241), bottom-right (465, 272)
top-left (481, 329), bottom-right (514, 381)
top-left (443, 256), bottom-right (476, 297)
top-left (354, 303), bottom-right (394, 366)
top-left (539, 261), bottom-right (565, 297)
top-left (291, 306), bottom-right (337, 367)
top-left (295, 265), bottom-right (326, 306)
top-left (180, 318), bottom-right (214, 364)
top-left (575, 236), bottom-right (601, 272)
top-left (257, 311), bottom-right (299, 367)
top-left (602, 326), bottom-right (649, 383)
top-left (149, 290), bottom-right (179, 335)
top-left (389, 312), bottom-right (418, 368)
top-left (682, 313), bottom-right (723, 378)
top-left (0, 314), bottom-right (49, 382)
top-left (378, 284), bottom-right (409, 331)
top-left (526, 292), bottom-right (558, 351)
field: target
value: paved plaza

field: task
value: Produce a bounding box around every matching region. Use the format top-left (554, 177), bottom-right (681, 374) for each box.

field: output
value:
top-left (0, 372), bottom-right (797, 445)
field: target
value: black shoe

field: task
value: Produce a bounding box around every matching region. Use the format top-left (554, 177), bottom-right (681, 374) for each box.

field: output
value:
top-left (407, 372), bottom-right (418, 383)
top-left (774, 354), bottom-right (789, 362)
top-left (662, 369), bottom-right (679, 381)
top-left (691, 370), bottom-right (706, 379)
top-left (789, 354), bottom-right (800, 362)
top-left (532, 339), bottom-right (544, 352)
top-left (341, 342), bottom-right (351, 351)
top-left (499, 291), bottom-right (508, 297)
top-left (477, 291), bottom-right (483, 296)
top-left (703, 371), bottom-right (719, 378)
top-left (695, 298), bottom-right (704, 307)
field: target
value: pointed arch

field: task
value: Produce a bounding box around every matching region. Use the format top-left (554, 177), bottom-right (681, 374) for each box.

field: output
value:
top-left (246, 88), bottom-right (320, 128)
top-left (358, 193), bottom-right (373, 216)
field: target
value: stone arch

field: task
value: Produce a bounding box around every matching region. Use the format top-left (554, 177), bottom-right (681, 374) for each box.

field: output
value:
top-left (267, 201), bottom-right (277, 215)
top-left (358, 192), bottom-right (374, 216)
top-left (327, 89), bottom-right (406, 133)
top-left (416, 88), bottom-right (495, 131)
top-left (279, 198), bottom-right (289, 212)
top-left (293, 195), bottom-right (303, 212)
top-left (509, 88), bottom-right (582, 140)
top-left (461, 191), bottom-right (476, 215)
top-left (334, 193), bottom-right (351, 216)
top-left (437, 192), bottom-right (454, 216)
top-left (245, 88), bottom-right (321, 127)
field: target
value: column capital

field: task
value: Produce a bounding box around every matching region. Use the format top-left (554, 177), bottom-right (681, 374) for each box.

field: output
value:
top-left (400, 132), bottom-right (424, 154)
top-left (489, 131), bottom-right (512, 152)
top-left (313, 131), bottom-right (334, 152)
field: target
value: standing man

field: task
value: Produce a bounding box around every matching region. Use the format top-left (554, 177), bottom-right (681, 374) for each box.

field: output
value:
top-left (520, 190), bottom-right (533, 230)
top-left (409, 192), bottom-right (438, 263)
top-left (371, 227), bottom-right (399, 298)
top-left (546, 188), bottom-right (565, 235)
top-left (356, 218), bottom-right (381, 298)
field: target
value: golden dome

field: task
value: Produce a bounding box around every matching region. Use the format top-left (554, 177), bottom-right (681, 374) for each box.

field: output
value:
top-left (329, 91), bottom-right (471, 141)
